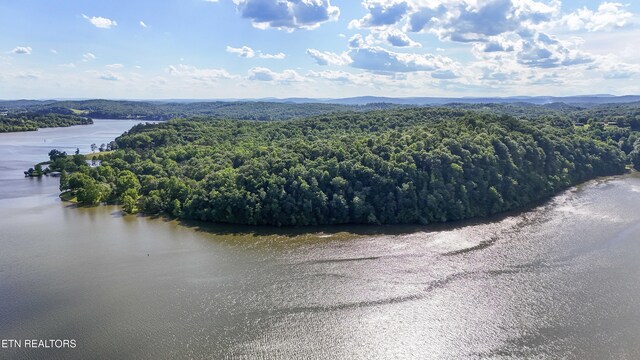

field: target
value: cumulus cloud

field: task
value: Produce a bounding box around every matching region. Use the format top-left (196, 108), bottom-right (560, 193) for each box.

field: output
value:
top-left (227, 45), bottom-right (256, 58)
top-left (359, 28), bottom-right (422, 48)
top-left (82, 14), bottom-right (117, 29)
top-left (348, 46), bottom-right (457, 73)
top-left (261, 52), bottom-right (286, 59)
top-left (517, 32), bottom-right (592, 68)
top-left (480, 41), bottom-right (515, 53)
top-left (349, 34), bottom-right (365, 48)
top-left (344, 0), bottom-right (624, 75)
top-left (383, 28), bottom-right (421, 47)
top-left (106, 64), bottom-right (124, 69)
top-left (232, 0), bottom-right (340, 30)
top-left (349, 0), bottom-right (410, 28)
top-left (99, 72), bottom-right (119, 81)
top-left (167, 64), bottom-right (236, 82)
top-left (227, 45), bottom-right (286, 59)
top-left (306, 49), bottom-right (351, 66)
top-left (247, 67), bottom-right (305, 82)
top-left (408, 0), bottom-right (559, 42)
top-left (139, 21), bottom-right (148, 28)
top-left (562, 2), bottom-right (632, 32)
top-left (11, 46), bottom-right (32, 55)
top-left (82, 52), bottom-right (96, 62)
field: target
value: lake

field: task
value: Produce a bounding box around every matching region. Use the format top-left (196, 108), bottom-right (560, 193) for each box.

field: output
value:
top-left (2, 120), bottom-right (640, 359)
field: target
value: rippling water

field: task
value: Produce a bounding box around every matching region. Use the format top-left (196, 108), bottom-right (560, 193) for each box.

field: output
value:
top-left (2, 122), bottom-right (640, 359)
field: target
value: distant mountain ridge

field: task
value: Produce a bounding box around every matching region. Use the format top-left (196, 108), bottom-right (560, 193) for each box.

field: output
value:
top-left (2, 95), bottom-right (640, 107)
top-left (257, 95), bottom-right (640, 106)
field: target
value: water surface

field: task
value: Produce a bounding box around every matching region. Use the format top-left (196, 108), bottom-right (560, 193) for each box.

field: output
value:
top-left (2, 122), bottom-right (640, 359)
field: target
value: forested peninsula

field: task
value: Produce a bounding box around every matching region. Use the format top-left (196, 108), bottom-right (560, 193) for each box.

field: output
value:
top-left (0, 113), bottom-right (92, 132)
top-left (45, 107), bottom-right (640, 226)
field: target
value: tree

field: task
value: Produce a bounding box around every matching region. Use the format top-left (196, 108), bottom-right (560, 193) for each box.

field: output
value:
top-left (631, 140), bottom-right (640, 170)
top-left (116, 170), bottom-right (141, 197)
top-left (121, 188), bottom-right (140, 214)
top-left (48, 149), bottom-right (67, 161)
top-left (91, 143), bottom-right (97, 153)
top-left (99, 143), bottom-right (106, 152)
top-left (76, 181), bottom-right (102, 205)
top-left (63, 172), bottom-right (94, 191)
top-left (59, 170), bottom-right (68, 192)
top-left (34, 164), bottom-right (43, 176)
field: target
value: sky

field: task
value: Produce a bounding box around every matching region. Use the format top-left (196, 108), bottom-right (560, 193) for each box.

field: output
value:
top-left (1, 0), bottom-right (639, 99)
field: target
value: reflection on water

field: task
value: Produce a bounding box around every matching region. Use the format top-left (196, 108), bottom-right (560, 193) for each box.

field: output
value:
top-left (2, 124), bottom-right (640, 359)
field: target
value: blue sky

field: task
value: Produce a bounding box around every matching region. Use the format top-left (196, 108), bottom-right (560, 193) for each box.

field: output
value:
top-left (1, 0), bottom-right (639, 99)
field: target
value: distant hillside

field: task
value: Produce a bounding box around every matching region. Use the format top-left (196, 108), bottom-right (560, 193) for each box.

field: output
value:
top-left (2, 97), bottom-right (640, 122)
top-left (0, 100), bottom-right (57, 109)
top-left (264, 95), bottom-right (640, 106)
top-left (9, 100), bottom-right (407, 121)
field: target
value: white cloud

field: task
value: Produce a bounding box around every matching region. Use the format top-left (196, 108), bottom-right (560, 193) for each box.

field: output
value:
top-left (407, 0), bottom-right (559, 42)
top-left (380, 28), bottom-right (421, 47)
top-left (259, 52), bottom-right (286, 59)
top-left (167, 64), bottom-right (236, 82)
top-left (227, 45), bottom-right (256, 58)
top-left (516, 32), bottom-right (592, 68)
top-left (349, 34), bottom-right (365, 48)
top-left (139, 21), bottom-right (148, 28)
top-left (82, 14), bottom-right (118, 29)
top-left (589, 53), bottom-right (640, 80)
top-left (59, 63), bottom-right (76, 68)
top-left (50, 49), bottom-right (57, 54)
top-left (227, 45), bottom-right (286, 59)
top-left (82, 53), bottom-right (96, 62)
top-left (11, 46), bottom-right (32, 55)
top-left (348, 45), bottom-right (458, 73)
top-left (307, 69), bottom-right (395, 87)
top-left (562, 2), bottom-right (632, 32)
top-left (349, 0), bottom-right (410, 29)
top-left (232, 0), bottom-right (340, 31)
top-left (306, 49), bottom-right (351, 66)
top-left (106, 64), bottom-right (124, 69)
top-left (247, 67), bottom-right (305, 83)
top-left (99, 71), bottom-right (119, 81)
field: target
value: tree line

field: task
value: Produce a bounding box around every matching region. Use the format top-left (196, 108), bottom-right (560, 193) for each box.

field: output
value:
top-left (0, 113), bottom-right (92, 132)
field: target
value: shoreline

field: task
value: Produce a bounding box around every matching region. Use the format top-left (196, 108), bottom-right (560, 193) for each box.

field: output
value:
top-left (57, 172), bottom-right (638, 237)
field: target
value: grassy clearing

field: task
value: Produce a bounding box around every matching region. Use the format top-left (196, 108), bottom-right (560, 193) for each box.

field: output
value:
top-left (70, 108), bottom-right (89, 115)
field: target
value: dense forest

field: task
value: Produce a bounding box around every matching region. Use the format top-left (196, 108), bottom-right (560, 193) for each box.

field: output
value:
top-left (0, 113), bottom-right (92, 132)
top-left (18, 100), bottom-right (406, 121)
top-left (45, 106), bottom-right (635, 226)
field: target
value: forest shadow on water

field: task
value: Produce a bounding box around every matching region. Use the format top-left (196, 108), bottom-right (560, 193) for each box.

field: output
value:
top-left (155, 189), bottom-right (567, 240)
top-left (152, 174), bottom-right (632, 242)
